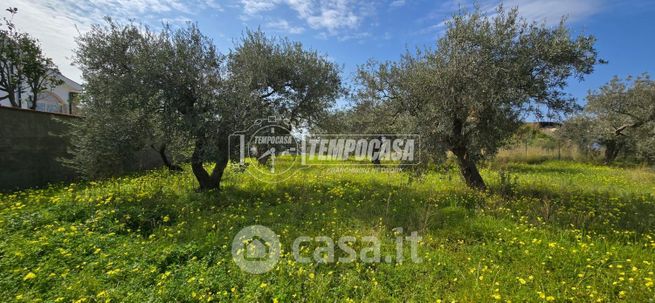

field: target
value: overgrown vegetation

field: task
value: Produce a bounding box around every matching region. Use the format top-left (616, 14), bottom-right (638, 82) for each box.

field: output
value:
top-left (560, 74), bottom-right (655, 164)
top-left (1, 160), bottom-right (654, 302)
top-left (351, 6), bottom-right (600, 190)
top-left (2, 4), bottom-right (653, 303)
top-left (65, 21), bottom-right (342, 189)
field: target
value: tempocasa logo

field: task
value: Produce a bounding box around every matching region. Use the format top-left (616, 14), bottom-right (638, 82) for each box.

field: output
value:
top-left (229, 117), bottom-right (420, 182)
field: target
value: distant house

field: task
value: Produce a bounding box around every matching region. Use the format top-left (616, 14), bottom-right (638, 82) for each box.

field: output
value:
top-left (0, 73), bottom-right (82, 115)
top-left (526, 121), bottom-right (561, 133)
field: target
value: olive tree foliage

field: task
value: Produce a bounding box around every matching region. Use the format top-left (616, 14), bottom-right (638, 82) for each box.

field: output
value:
top-left (227, 31), bottom-right (343, 166)
top-left (67, 20), bottom-right (342, 190)
top-left (61, 100), bottom-right (167, 178)
top-left (229, 31), bottom-right (343, 128)
top-left (561, 74), bottom-right (655, 163)
top-left (313, 95), bottom-right (417, 134)
top-left (0, 8), bottom-right (61, 108)
top-left (355, 6), bottom-right (599, 190)
top-left (160, 27), bottom-right (341, 190)
top-left (62, 21), bottom-right (189, 178)
top-left (556, 115), bottom-right (600, 158)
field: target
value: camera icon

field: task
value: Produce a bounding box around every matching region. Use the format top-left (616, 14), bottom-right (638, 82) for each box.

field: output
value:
top-left (231, 225), bottom-right (281, 274)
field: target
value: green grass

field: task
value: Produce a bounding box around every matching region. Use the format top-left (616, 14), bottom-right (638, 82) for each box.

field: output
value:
top-left (1, 160), bottom-right (654, 302)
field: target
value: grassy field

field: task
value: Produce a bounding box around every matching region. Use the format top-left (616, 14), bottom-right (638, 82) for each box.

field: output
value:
top-left (1, 160), bottom-right (654, 302)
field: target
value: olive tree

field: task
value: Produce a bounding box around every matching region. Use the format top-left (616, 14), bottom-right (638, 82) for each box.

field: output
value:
top-left (63, 20), bottom-right (180, 178)
top-left (562, 74), bottom-right (655, 163)
top-left (557, 115), bottom-right (598, 158)
top-left (69, 20), bottom-right (341, 190)
top-left (356, 6), bottom-right (600, 190)
top-left (154, 28), bottom-right (341, 190)
top-left (229, 31), bottom-right (342, 127)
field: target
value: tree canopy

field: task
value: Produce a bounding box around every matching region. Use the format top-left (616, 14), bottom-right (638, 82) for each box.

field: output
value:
top-left (0, 8), bottom-right (61, 108)
top-left (560, 74), bottom-right (655, 163)
top-left (354, 6), bottom-right (600, 189)
top-left (68, 20), bottom-right (342, 190)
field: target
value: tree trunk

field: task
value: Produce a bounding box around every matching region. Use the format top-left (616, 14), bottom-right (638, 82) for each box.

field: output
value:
top-left (192, 158), bottom-right (228, 191)
top-left (152, 144), bottom-right (182, 171)
top-left (3, 89), bottom-right (19, 107)
top-left (257, 154), bottom-right (270, 166)
top-left (604, 141), bottom-right (621, 164)
top-left (451, 146), bottom-right (486, 190)
top-left (371, 136), bottom-right (382, 166)
top-left (29, 94), bottom-right (37, 110)
top-left (191, 138), bottom-right (229, 191)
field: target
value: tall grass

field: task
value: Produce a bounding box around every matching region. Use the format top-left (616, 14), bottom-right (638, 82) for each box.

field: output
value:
top-left (496, 145), bottom-right (583, 164)
top-left (1, 160), bottom-right (654, 302)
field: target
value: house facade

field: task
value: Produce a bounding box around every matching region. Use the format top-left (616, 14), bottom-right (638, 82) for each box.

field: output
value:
top-left (0, 73), bottom-right (82, 115)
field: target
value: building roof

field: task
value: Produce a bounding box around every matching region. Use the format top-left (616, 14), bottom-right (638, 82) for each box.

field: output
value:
top-left (56, 73), bottom-right (83, 91)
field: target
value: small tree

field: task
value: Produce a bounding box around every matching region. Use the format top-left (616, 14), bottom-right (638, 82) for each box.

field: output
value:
top-left (0, 8), bottom-right (24, 107)
top-left (557, 115), bottom-right (598, 159)
top-left (356, 6), bottom-right (600, 190)
top-left (563, 74), bottom-right (655, 163)
top-left (22, 40), bottom-right (62, 109)
top-left (0, 8), bottom-right (61, 109)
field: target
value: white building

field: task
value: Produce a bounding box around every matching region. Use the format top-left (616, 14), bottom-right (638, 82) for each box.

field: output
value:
top-left (0, 73), bottom-right (82, 115)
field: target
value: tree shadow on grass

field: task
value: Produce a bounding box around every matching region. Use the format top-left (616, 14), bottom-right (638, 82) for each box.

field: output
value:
top-left (221, 171), bottom-right (655, 241)
top-left (487, 181), bottom-right (655, 237)
top-left (503, 164), bottom-right (588, 175)
top-left (216, 176), bottom-right (499, 245)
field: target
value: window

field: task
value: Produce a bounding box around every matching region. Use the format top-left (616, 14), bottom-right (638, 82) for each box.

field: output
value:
top-left (45, 103), bottom-right (62, 113)
top-left (36, 92), bottom-right (64, 113)
top-left (68, 92), bottom-right (80, 115)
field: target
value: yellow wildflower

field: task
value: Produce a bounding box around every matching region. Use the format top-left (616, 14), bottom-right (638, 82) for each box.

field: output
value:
top-left (23, 272), bottom-right (36, 281)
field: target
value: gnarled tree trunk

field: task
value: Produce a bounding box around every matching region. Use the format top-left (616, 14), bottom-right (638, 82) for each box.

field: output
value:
top-left (151, 143), bottom-right (182, 171)
top-left (451, 146), bottom-right (486, 190)
top-left (191, 138), bottom-right (229, 191)
top-left (603, 141), bottom-right (621, 164)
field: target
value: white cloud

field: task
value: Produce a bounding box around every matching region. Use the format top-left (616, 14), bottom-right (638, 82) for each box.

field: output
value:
top-left (390, 0), bottom-right (406, 8)
top-left (303, 2), bottom-right (360, 33)
top-left (241, 0), bottom-right (281, 15)
top-left (203, 0), bottom-right (224, 11)
top-left (337, 31), bottom-right (370, 42)
top-left (241, 0), bottom-right (366, 34)
top-left (266, 19), bottom-right (305, 34)
top-left (496, 0), bottom-right (604, 25)
top-left (4, 0), bottom-right (224, 83)
top-left (421, 0), bottom-right (604, 36)
top-left (161, 16), bottom-right (194, 25)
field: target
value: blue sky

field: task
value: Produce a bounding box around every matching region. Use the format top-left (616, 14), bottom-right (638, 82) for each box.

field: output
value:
top-left (6, 0), bottom-right (655, 108)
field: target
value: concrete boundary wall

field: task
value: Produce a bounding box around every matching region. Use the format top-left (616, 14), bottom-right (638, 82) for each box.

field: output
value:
top-left (0, 107), bottom-right (161, 191)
